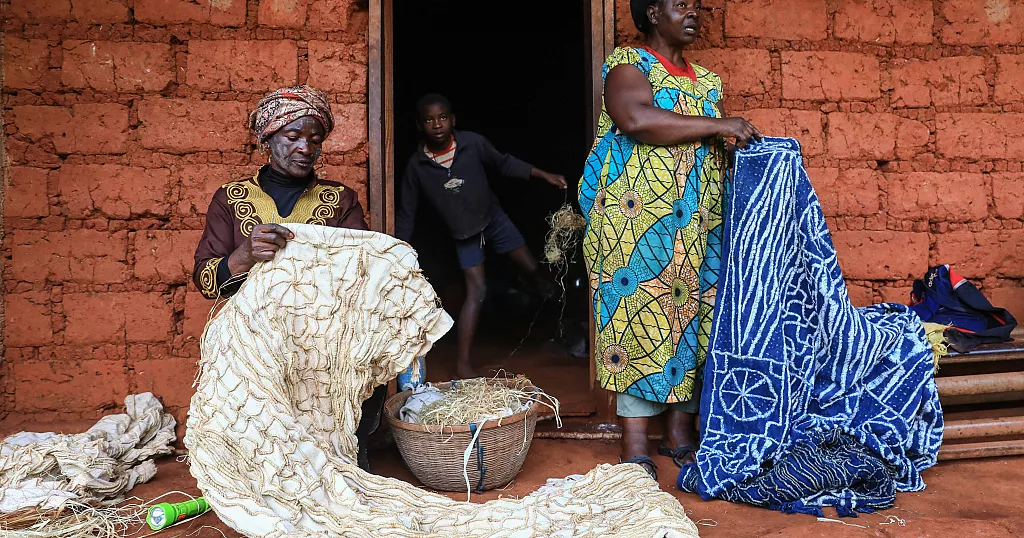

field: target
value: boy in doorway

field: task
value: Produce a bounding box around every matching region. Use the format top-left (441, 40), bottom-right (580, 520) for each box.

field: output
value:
top-left (396, 93), bottom-right (567, 379)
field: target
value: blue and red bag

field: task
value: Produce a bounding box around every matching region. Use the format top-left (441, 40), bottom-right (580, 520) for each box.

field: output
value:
top-left (909, 265), bottom-right (1017, 352)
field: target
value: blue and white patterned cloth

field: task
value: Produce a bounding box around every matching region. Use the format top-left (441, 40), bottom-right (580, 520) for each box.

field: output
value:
top-left (678, 137), bottom-right (943, 516)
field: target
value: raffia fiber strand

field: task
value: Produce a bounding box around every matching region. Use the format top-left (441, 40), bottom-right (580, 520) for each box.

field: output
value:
top-left (185, 225), bottom-right (699, 538)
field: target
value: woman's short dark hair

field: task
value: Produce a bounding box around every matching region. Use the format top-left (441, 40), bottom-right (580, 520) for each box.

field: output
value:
top-left (630, 0), bottom-right (660, 34)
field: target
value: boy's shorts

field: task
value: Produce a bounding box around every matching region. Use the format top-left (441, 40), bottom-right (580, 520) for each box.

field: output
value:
top-left (454, 212), bottom-right (525, 269)
top-left (616, 391), bottom-right (700, 418)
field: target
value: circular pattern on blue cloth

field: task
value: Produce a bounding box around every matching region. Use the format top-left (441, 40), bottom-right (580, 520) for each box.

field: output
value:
top-left (612, 267), bottom-right (639, 297)
top-left (718, 368), bottom-right (777, 422)
top-left (672, 198), bottom-right (694, 229)
top-left (662, 356), bottom-right (688, 386)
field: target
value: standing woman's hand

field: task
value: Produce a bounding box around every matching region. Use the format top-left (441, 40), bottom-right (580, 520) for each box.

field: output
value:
top-left (716, 117), bottom-right (762, 148)
top-left (227, 223), bottom-right (295, 274)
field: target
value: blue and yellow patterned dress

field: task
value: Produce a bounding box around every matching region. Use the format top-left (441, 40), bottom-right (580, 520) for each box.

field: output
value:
top-left (579, 47), bottom-right (728, 404)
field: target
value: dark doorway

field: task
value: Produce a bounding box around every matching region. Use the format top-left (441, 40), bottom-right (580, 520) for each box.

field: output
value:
top-left (392, 0), bottom-right (595, 415)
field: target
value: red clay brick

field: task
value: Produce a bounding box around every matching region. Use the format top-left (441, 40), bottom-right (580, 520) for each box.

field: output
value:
top-left (930, 231), bottom-right (1024, 279)
top-left (62, 41), bottom-right (174, 93)
top-left (992, 173), bottom-right (1024, 219)
top-left (995, 55), bottom-right (1024, 105)
top-left (4, 39), bottom-right (50, 90)
top-left (323, 103), bottom-right (367, 154)
top-left (307, 41), bottom-right (368, 94)
top-left (880, 285), bottom-right (914, 305)
top-left (738, 109), bottom-right (824, 156)
top-left (6, 292), bottom-right (54, 347)
top-left (940, 2), bottom-right (1024, 46)
top-left (847, 284), bottom-right (874, 308)
top-left (888, 57), bottom-right (989, 108)
top-left (10, 230), bottom-right (130, 284)
top-left (71, 230), bottom-right (131, 284)
top-left (12, 104), bottom-right (129, 155)
top-left (887, 172), bottom-right (990, 222)
top-left (187, 40), bottom-right (298, 92)
top-left (10, 0), bottom-right (70, 22)
top-left (64, 292), bottom-right (172, 344)
top-left (134, 230), bottom-right (204, 284)
top-left (806, 168), bottom-right (881, 217)
top-left (176, 164), bottom-right (249, 216)
top-left (827, 113), bottom-right (928, 160)
top-left (935, 114), bottom-right (1024, 160)
top-left (832, 231), bottom-right (929, 280)
top-left (306, 0), bottom-right (351, 31)
top-left (258, 0), bottom-right (307, 27)
top-left (782, 52), bottom-right (880, 101)
top-left (987, 286), bottom-right (1024, 319)
top-left (133, 358), bottom-right (200, 410)
top-left (725, 0), bottom-right (826, 41)
top-left (834, 0), bottom-right (933, 45)
top-left (138, 99), bottom-right (250, 153)
top-left (13, 361), bottom-right (128, 413)
top-left (183, 292), bottom-right (214, 342)
top-left (58, 164), bottom-right (176, 219)
top-left (5, 167), bottom-right (51, 219)
top-left (134, 0), bottom-right (246, 26)
top-left (71, 0), bottom-right (130, 23)
top-left (687, 49), bottom-right (772, 97)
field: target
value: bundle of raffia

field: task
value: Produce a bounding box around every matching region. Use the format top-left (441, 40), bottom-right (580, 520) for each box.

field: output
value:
top-left (185, 225), bottom-right (699, 538)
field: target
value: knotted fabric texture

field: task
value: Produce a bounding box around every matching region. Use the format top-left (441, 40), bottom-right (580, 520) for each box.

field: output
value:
top-left (678, 138), bottom-right (943, 516)
top-left (185, 225), bottom-right (699, 538)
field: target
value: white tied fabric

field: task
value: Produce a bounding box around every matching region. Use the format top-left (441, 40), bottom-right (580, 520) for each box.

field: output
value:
top-left (0, 393), bottom-right (176, 512)
top-left (185, 225), bottom-right (699, 538)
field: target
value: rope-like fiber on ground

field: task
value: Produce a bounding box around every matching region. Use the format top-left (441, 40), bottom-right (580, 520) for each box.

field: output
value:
top-left (184, 225), bottom-right (699, 538)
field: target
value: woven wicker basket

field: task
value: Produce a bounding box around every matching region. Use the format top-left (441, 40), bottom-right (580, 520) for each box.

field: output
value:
top-left (383, 379), bottom-right (539, 492)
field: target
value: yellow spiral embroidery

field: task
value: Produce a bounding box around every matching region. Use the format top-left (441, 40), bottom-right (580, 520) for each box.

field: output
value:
top-left (223, 175), bottom-right (346, 235)
top-left (199, 257), bottom-right (223, 299)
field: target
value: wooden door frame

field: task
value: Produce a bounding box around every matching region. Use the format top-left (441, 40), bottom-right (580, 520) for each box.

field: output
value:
top-left (367, 0), bottom-right (617, 423)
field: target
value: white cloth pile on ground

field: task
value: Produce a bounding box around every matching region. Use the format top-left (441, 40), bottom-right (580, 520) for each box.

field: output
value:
top-left (0, 393), bottom-right (176, 512)
top-left (185, 225), bottom-right (699, 538)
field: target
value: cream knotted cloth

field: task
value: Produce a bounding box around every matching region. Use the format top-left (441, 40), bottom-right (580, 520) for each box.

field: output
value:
top-left (184, 224), bottom-right (699, 538)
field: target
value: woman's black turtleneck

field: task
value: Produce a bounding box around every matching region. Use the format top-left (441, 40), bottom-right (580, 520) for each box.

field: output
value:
top-left (257, 165), bottom-right (315, 217)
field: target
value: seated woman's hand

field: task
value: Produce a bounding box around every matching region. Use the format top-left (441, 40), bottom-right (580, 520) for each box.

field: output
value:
top-left (717, 117), bottom-right (762, 148)
top-left (228, 223), bottom-right (295, 274)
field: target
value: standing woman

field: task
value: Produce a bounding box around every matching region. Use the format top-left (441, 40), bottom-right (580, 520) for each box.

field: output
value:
top-left (192, 85), bottom-right (384, 471)
top-left (579, 0), bottom-right (760, 479)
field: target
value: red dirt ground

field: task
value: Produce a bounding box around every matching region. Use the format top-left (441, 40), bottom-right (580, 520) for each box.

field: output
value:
top-left (5, 427), bottom-right (1016, 538)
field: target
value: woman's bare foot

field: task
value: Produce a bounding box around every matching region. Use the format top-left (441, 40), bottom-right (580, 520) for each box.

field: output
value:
top-left (662, 410), bottom-right (699, 466)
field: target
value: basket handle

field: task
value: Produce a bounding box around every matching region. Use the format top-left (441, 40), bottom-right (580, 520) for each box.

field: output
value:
top-left (469, 423), bottom-right (488, 494)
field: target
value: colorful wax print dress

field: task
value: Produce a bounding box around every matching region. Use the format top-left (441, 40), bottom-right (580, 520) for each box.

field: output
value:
top-left (579, 46), bottom-right (728, 404)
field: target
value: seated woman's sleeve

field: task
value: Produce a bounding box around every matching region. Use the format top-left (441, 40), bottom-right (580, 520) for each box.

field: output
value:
top-left (603, 47), bottom-right (649, 78)
top-left (193, 194), bottom-right (240, 300)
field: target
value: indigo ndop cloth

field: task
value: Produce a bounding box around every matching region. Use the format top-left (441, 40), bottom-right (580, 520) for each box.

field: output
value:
top-left (678, 137), bottom-right (943, 516)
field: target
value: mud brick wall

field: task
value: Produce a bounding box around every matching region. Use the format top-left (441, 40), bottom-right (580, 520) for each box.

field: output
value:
top-left (616, 0), bottom-right (1024, 313)
top-left (1, 0), bottom-right (370, 425)
top-left (3, 0), bottom-right (1024, 425)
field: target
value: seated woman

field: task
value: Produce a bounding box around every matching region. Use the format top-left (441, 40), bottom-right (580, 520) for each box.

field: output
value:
top-left (192, 85), bottom-right (384, 471)
top-left (579, 0), bottom-right (760, 479)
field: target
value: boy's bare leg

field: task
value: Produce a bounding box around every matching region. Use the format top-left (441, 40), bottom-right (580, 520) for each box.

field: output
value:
top-left (505, 246), bottom-right (555, 298)
top-left (456, 264), bottom-right (486, 379)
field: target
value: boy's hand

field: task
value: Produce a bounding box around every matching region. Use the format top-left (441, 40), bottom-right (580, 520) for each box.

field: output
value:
top-left (541, 171), bottom-right (568, 189)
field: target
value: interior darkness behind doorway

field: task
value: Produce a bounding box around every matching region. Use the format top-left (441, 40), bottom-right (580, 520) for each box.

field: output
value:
top-left (393, 0), bottom-right (590, 329)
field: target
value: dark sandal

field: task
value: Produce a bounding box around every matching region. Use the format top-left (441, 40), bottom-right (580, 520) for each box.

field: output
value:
top-left (619, 455), bottom-right (658, 480)
top-left (658, 444), bottom-right (698, 468)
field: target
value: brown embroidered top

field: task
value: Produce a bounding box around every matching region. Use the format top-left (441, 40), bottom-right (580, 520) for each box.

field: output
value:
top-left (192, 166), bottom-right (368, 299)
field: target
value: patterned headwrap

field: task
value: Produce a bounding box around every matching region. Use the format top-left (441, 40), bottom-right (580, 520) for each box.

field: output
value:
top-left (248, 85), bottom-right (335, 142)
